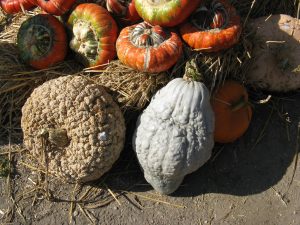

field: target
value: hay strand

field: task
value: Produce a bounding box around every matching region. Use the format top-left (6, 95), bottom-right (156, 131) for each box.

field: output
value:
top-left (92, 60), bottom-right (171, 111)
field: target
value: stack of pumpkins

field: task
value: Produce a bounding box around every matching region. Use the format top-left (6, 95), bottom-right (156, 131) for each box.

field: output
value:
top-left (1, 0), bottom-right (253, 194)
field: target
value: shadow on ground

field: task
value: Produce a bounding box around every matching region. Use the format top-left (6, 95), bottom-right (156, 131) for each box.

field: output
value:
top-left (103, 91), bottom-right (299, 198)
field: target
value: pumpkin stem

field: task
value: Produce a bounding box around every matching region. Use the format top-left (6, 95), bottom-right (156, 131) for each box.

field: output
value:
top-left (183, 58), bottom-right (203, 82)
top-left (230, 96), bottom-right (249, 112)
top-left (39, 128), bottom-right (69, 148)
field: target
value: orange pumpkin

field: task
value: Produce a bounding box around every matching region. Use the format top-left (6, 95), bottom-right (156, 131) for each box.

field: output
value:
top-left (67, 3), bottom-right (118, 68)
top-left (179, 0), bottom-right (241, 52)
top-left (211, 80), bottom-right (252, 143)
top-left (0, 0), bottom-right (36, 14)
top-left (116, 22), bottom-right (182, 73)
top-left (17, 14), bottom-right (68, 69)
top-left (36, 0), bottom-right (76, 16)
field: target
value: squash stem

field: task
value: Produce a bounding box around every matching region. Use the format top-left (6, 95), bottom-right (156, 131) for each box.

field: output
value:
top-left (183, 58), bottom-right (203, 82)
top-left (39, 128), bottom-right (69, 148)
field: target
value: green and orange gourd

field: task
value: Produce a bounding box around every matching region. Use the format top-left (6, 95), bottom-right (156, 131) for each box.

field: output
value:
top-left (67, 3), bottom-right (118, 68)
top-left (17, 14), bottom-right (68, 69)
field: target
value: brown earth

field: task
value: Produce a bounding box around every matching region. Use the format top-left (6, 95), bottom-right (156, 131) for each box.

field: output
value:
top-left (1, 92), bottom-right (300, 225)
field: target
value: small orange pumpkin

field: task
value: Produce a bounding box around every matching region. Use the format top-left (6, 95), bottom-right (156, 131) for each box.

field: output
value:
top-left (180, 0), bottom-right (241, 52)
top-left (211, 80), bottom-right (252, 143)
top-left (17, 14), bottom-right (68, 69)
top-left (0, 0), bottom-right (36, 14)
top-left (116, 22), bottom-right (182, 73)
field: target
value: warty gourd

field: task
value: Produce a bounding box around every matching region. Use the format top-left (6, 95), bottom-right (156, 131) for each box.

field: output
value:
top-left (21, 75), bottom-right (126, 183)
top-left (132, 60), bottom-right (215, 195)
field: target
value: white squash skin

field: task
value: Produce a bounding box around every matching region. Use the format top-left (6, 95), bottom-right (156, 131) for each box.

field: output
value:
top-left (133, 78), bottom-right (215, 194)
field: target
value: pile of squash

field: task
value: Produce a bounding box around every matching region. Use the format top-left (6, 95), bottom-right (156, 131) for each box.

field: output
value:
top-left (0, 0), bottom-right (261, 194)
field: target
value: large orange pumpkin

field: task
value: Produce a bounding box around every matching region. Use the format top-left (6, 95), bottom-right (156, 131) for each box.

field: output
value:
top-left (211, 80), bottom-right (252, 143)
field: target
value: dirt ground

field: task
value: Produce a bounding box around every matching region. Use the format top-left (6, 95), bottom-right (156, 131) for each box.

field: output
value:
top-left (0, 91), bottom-right (300, 225)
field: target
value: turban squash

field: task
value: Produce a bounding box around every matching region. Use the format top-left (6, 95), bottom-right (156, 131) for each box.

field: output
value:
top-left (17, 14), bottom-right (67, 69)
top-left (0, 0), bottom-right (36, 14)
top-left (116, 22), bottom-right (182, 73)
top-left (106, 0), bottom-right (141, 25)
top-left (67, 3), bottom-right (118, 68)
top-left (180, 0), bottom-right (241, 52)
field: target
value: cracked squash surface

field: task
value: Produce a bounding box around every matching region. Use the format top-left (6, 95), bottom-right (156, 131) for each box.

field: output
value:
top-left (21, 75), bottom-right (126, 183)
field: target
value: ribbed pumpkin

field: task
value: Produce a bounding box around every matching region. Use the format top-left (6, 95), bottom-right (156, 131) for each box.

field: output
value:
top-left (67, 3), bottom-right (118, 68)
top-left (116, 22), bottom-right (182, 73)
top-left (180, 0), bottom-right (241, 52)
top-left (0, 0), bottom-right (36, 14)
top-left (211, 80), bottom-right (252, 143)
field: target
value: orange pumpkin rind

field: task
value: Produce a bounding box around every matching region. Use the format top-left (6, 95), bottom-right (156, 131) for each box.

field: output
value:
top-left (180, 0), bottom-right (242, 52)
top-left (17, 14), bottom-right (68, 69)
top-left (211, 80), bottom-right (252, 143)
top-left (116, 22), bottom-right (182, 73)
top-left (0, 0), bottom-right (36, 14)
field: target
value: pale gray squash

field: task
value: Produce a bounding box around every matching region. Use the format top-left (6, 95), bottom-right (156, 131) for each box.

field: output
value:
top-left (132, 60), bottom-right (215, 195)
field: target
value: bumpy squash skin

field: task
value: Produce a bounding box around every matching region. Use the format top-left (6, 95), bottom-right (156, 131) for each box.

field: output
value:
top-left (134, 0), bottom-right (201, 27)
top-left (133, 78), bottom-right (215, 195)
